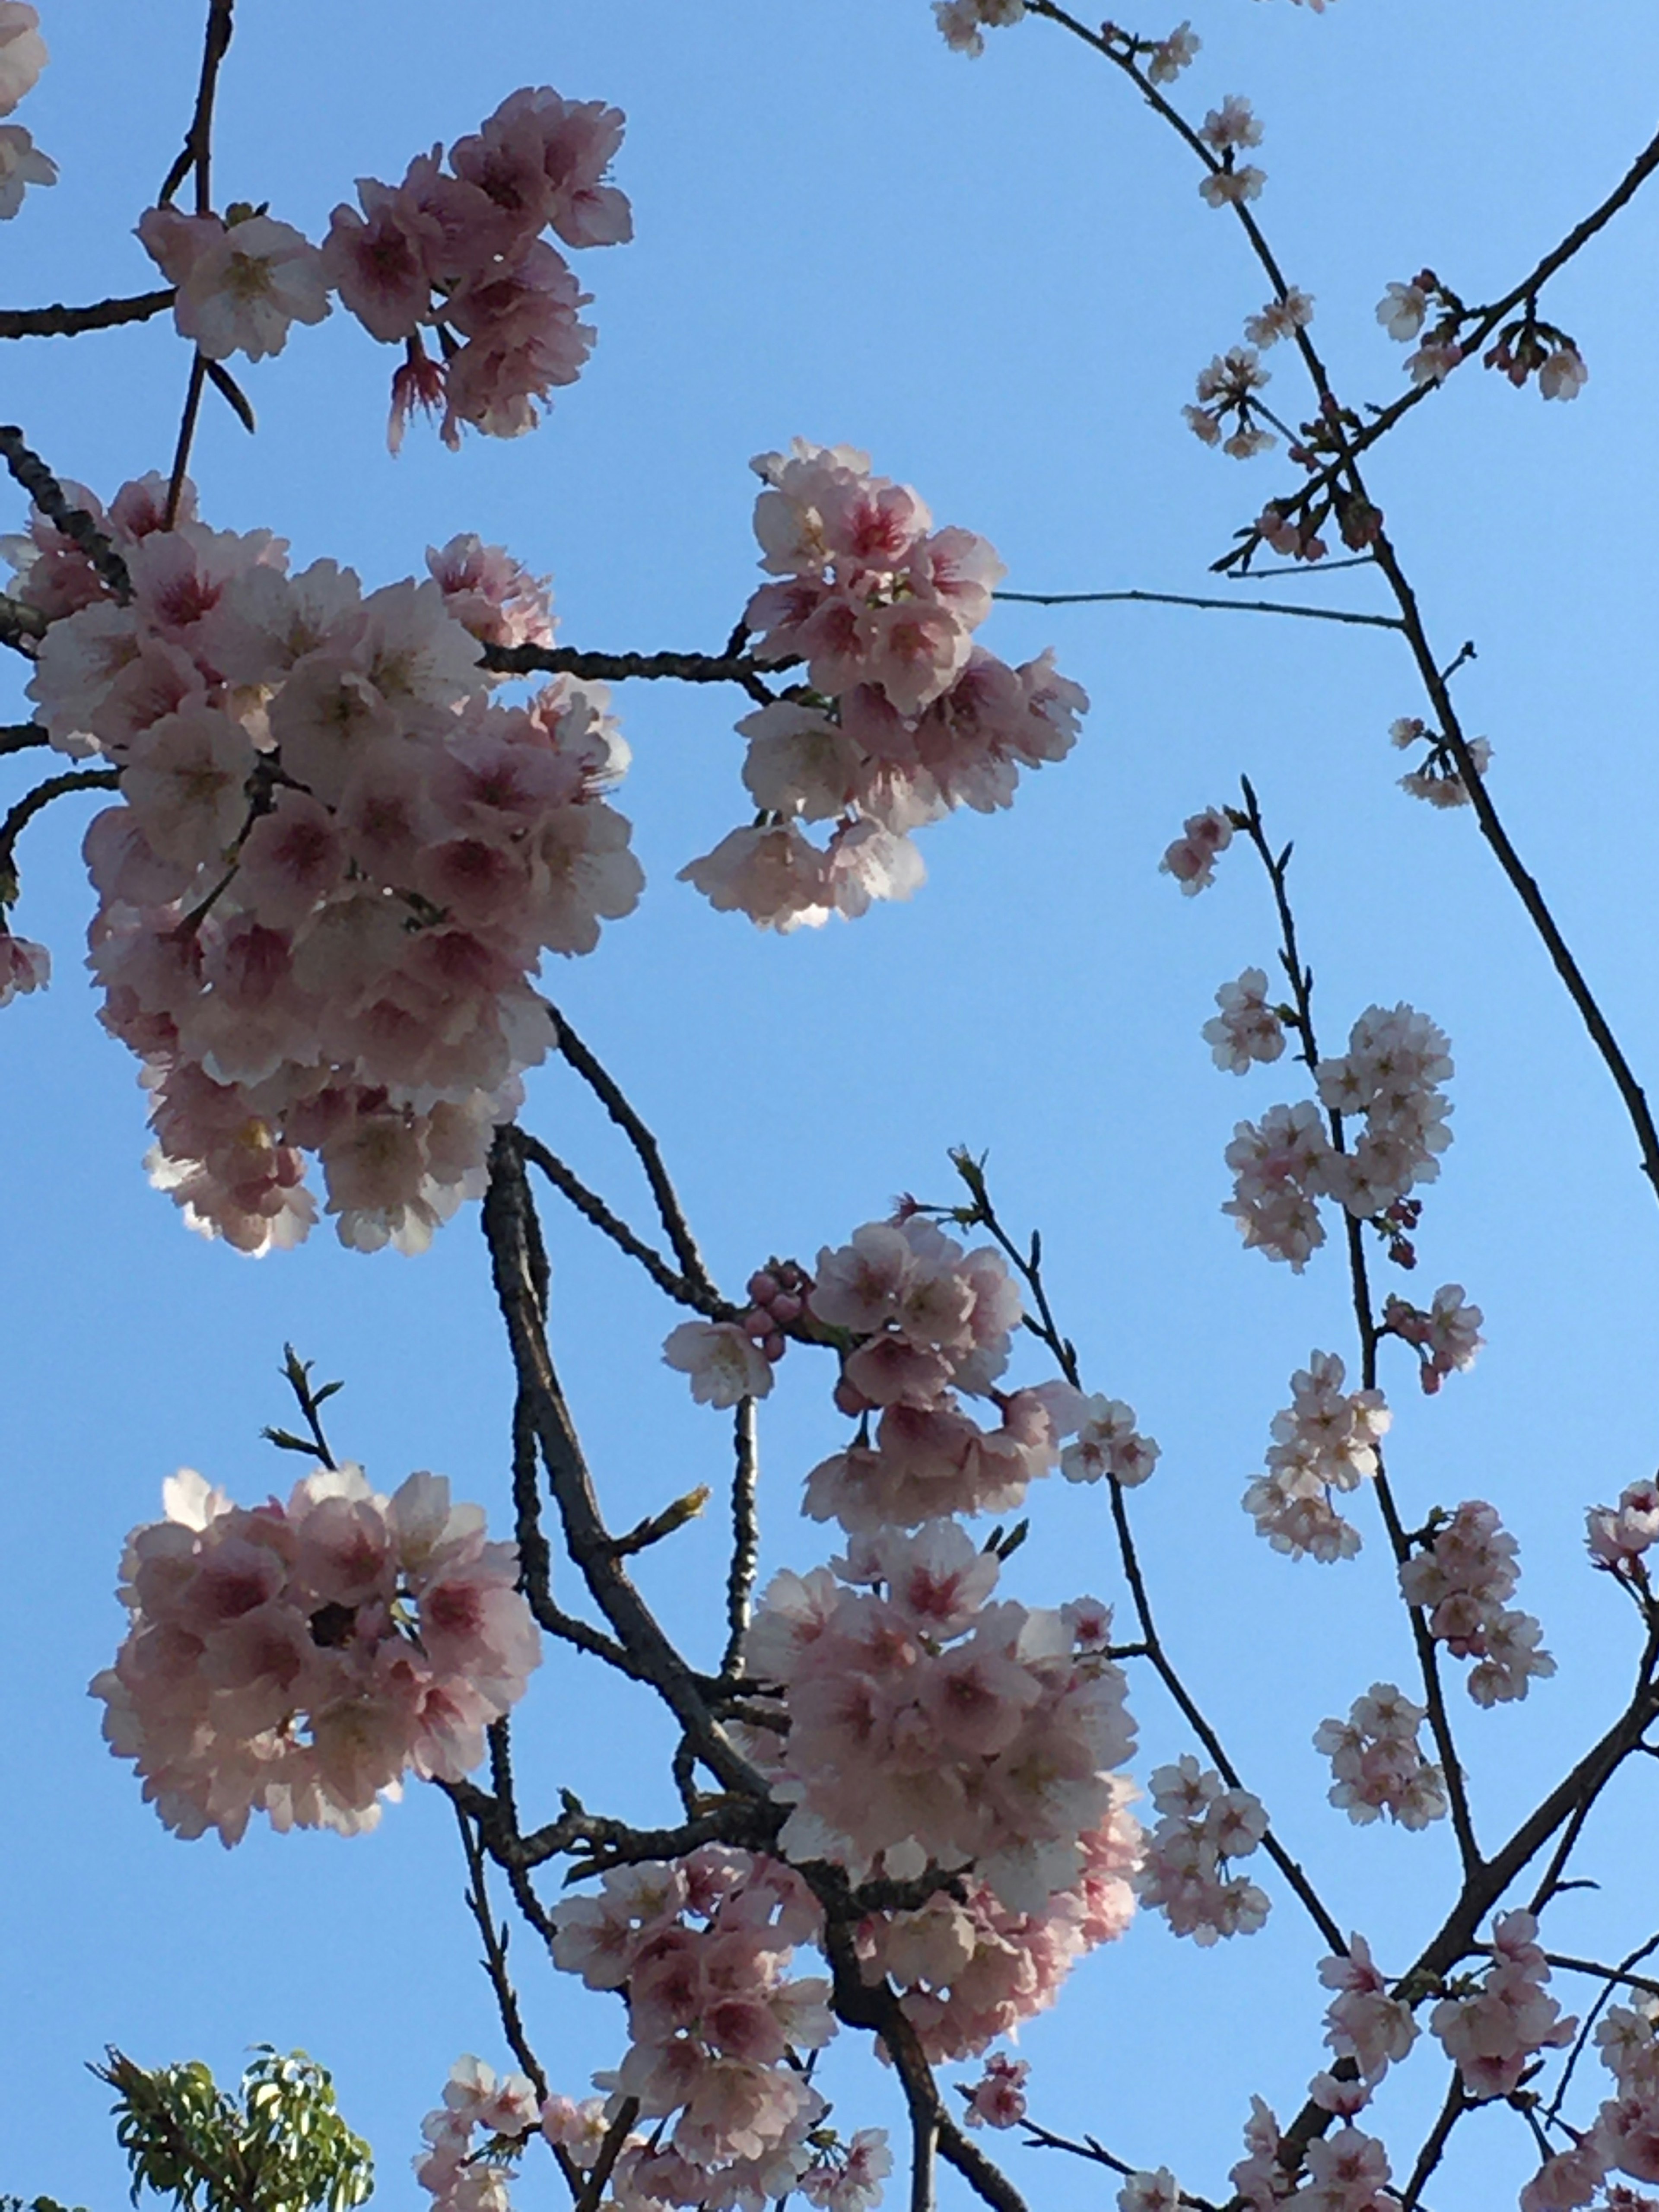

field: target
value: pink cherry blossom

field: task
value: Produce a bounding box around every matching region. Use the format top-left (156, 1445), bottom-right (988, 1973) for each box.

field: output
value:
top-left (138, 208), bottom-right (332, 362)
top-left (0, 120), bottom-right (53, 216)
top-left (663, 1321), bottom-right (775, 1408)
top-left (0, 2), bottom-right (46, 114)
top-left (1314, 1683), bottom-right (1447, 1829)
top-left (0, 931), bottom-right (50, 1005)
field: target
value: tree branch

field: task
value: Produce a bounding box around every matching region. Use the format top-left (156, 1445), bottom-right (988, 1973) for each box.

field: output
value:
top-left (0, 289), bottom-right (176, 342)
top-left (0, 427), bottom-right (132, 600)
top-left (994, 585), bottom-right (1402, 632)
top-left (479, 638), bottom-right (785, 708)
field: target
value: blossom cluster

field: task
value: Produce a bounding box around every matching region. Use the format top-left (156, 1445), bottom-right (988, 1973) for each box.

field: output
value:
top-left (932, 0), bottom-right (1025, 57)
top-left (1398, 1500), bottom-right (1555, 1707)
top-left (548, 1850), bottom-right (842, 2201)
top-left (1160, 804), bottom-right (1233, 893)
top-left (1521, 1999), bottom-right (1659, 2208)
top-left (1380, 1283), bottom-right (1483, 1393)
top-left (1224, 1002), bottom-right (1453, 1269)
top-left (1389, 714), bottom-right (1494, 809)
top-left (1203, 966), bottom-right (1287, 1073)
top-left (12, 475), bottom-right (639, 1253)
top-left (1135, 1756), bottom-right (1271, 1945)
top-left (135, 85), bottom-right (629, 445)
top-left (0, 0), bottom-right (53, 219)
top-left (740, 1519), bottom-right (1137, 1914)
top-left (1586, 1477), bottom-right (1659, 1582)
top-left (416, 2057), bottom-right (540, 2212)
top-left (1243, 1350), bottom-right (1390, 1564)
top-left (91, 1462), bottom-right (540, 1844)
top-left (680, 442), bottom-right (1085, 931)
top-left (0, 928), bottom-right (49, 1005)
top-left (962, 2053), bottom-right (1029, 2129)
top-left (1313, 1682), bottom-right (1448, 1830)
top-left (1182, 347), bottom-right (1274, 458)
top-left (1319, 1935), bottom-right (1419, 2092)
top-left (859, 1786), bottom-right (1140, 2059)
top-left (1197, 95), bottom-right (1265, 208)
top-left (1431, 1910), bottom-right (1574, 2100)
top-left (1231, 2100), bottom-right (1400, 2212)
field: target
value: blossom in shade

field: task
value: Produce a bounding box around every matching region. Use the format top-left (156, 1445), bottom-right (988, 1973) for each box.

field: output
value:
top-left (90, 1463), bottom-right (540, 1843)
top-left (1315, 1002), bottom-right (1454, 1221)
top-left (1204, 967), bottom-right (1287, 1073)
top-left (138, 208), bottom-right (332, 362)
top-left (1161, 805), bottom-right (1233, 893)
top-left (662, 1320), bottom-right (775, 1408)
top-left (1539, 345), bottom-right (1589, 400)
top-left (0, 120), bottom-right (52, 216)
top-left (0, 931), bottom-right (50, 1005)
top-left (1199, 97), bottom-right (1263, 153)
top-left (0, 3), bottom-right (46, 114)
top-left (801, 2129), bottom-right (893, 2212)
top-left (1199, 165), bottom-right (1265, 208)
top-left (1223, 1098), bottom-right (1333, 1270)
top-left (1314, 1683), bottom-right (1447, 1829)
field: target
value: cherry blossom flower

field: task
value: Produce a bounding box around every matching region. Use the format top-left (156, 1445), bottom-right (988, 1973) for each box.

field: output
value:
top-left (92, 1463), bottom-right (540, 1843)
top-left (1245, 289), bottom-right (1313, 347)
top-left (138, 207), bottom-right (332, 362)
top-left (1405, 339), bottom-right (1462, 385)
top-left (1586, 1478), bottom-right (1659, 1580)
top-left (801, 2129), bottom-right (893, 2212)
top-left (1199, 97), bottom-right (1264, 154)
top-left (1315, 1683), bottom-right (1447, 1829)
top-left (1320, 1936), bottom-right (1419, 2085)
top-left (663, 1320), bottom-right (775, 1408)
top-left (1161, 804), bottom-right (1234, 892)
top-left (962, 2053), bottom-right (1029, 2129)
top-left (1431, 1911), bottom-right (1574, 2099)
top-left (1204, 967), bottom-right (1287, 1073)
top-left (1136, 1757), bottom-right (1269, 1945)
top-left (1199, 166), bottom-right (1266, 209)
top-left (1118, 2172), bottom-right (1181, 2212)
top-left (0, 2), bottom-right (46, 114)
top-left (933, 0), bottom-right (1025, 54)
top-left (1400, 1500), bottom-right (1555, 1705)
top-left (1061, 1395), bottom-right (1159, 1487)
top-left (1223, 1098), bottom-right (1334, 1270)
top-left (1244, 1352), bottom-right (1388, 1564)
top-left (1540, 344), bottom-right (1589, 400)
top-left (1185, 350), bottom-right (1273, 456)
top-left (1376, 281), bottom-right (1430, 342)
top-left (1381, 1283), bottom-right (1483, 1392)
top-left (0, 120), bottom-right (52, 216)
top-left (1302, 2126), bottom-right (1397, 2212)
top-left (1146, 23), bottom-right (1201, 83)
top-left (0, 930), bottom-right (50, 1005)
top-left (1315, 1002), bottom-right (1454, 1221)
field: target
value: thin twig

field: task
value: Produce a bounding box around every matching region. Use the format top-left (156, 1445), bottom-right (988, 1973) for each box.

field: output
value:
top-left (1544, 1936), bottom-right (1659, 2125)
top-left (159, 0), bottom-right (235, 210)
top-left (515, 1129), bottom-right (735, 1321)
top-left (0, 289), bottom-right (176, 342)
top-left (0, 767), bottom-right (120, 900)
top-left (542, 1011), bottom-right (721, 1301)
top-left (1020, 2123), bottom-right (1220, 2212)
top-left (451, 1795), bottom-right (551, 2105)
top-left (1398, 2068), bottom-right (1466, 2212)
top-left (164, 354), bottom-right (209, 532)
top-left (994, 586), bottom-right (1402, 632)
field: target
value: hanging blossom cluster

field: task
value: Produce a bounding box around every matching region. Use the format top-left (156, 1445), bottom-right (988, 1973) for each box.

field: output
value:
top-left (1243, 1350), bottom-right (1390, 1564)
top-left (1224, 1002), bottom-right (1454, 1270)
top-left (740, 1517), bottom-right (1138, 1915)
top-left (1204, 966), bottom-right (1287, 1074)
top-left (13, 475), bottom-right (639, 1254)
top-left (1313, 1681), bottom-right (1448, 1831)
top-left (1389, 714), bottom-right (1494, 809)
top-left (1522, 1999), bottom-right (1659, 2209)
top-left (1586, 1476), bottom-right (1659, 1583)
top-left (1399, 1501), bottom-right (1555, 1707)
top-left (1380, 1283), bottom-right (1483, 1394)
top-left (91, 1462), bottom-right (540, 1844)
top-left (1431, 1911), bottom-right (1574, 2101)
top-left (1134, 1756), bottom-right (1271, 1946)
top-left (416, 2057), bottom-right (540, 2212)
top-left (1230, 2099), bottom-right (1399, 2212)
top-left (1197, 94), bottom-right (1265, 207)
top-left (0, 1), bottom-right (53, 219)
top-left (857, 1779), bottom-right (1141, 2059)
top-left (547, 1850), bottom-right (850, 2209)
top-left (1319, 1935), bottom-right (1420, 2104)
top-left (931, 0), bottom-right (1025, 57)
top-left (680, 442), bottom-right (1085, 931)
top-left (136, 85), bottom-right (629, 445)
top-left (1377, 270), bottom-right (1587, 401)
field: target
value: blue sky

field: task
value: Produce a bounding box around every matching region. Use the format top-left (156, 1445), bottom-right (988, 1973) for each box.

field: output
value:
top-left (4, 4), bottom-right (1659, 2208)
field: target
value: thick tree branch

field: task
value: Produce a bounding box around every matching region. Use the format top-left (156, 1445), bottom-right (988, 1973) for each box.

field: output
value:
top-left (0, 427), bottom-right (132, 600)
top-left (479, 638), bottom-right (786, 708)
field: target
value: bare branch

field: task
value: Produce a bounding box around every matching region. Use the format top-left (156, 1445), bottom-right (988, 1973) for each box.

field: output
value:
top-left (721, 1398), bottom-right (761, 1679)
top-left (0, 767), bottom-right (121, 904)
top-left (0, 288), bottom-right (176, 342)
top-left (479, 637), bottom-right (787, 708)
top-left (515, 1128), bottom-right (737, 1320)
top-left (994, 585), bottom-right (1403, 632)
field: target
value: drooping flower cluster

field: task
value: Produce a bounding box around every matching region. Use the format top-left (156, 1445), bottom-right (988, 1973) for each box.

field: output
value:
top-left (1430, 1911), bottom-right (1574, 2100)
top-left (1586, 1477), bottom-right (1659, 1582)
top-left (1243, 1351), bottom-right (1390, 1563)
top-left (1224, 1003), bottom-right (1454, 1268)
top-left (858, 1786), bottom-right (1140, 2058)
top-left (793, 1214), bottom-right (1089, 1529)
top-left (1160, 804), bottom-right (1233, 893)
top-left (1389, 715), bottom-right (1494, 808)
top-left (1313, 1682), bottom-right (1447, 1830)
top-left (1398, 1501), bottom-right (1555, 1707)
top-left (1134, 1757), bottom-right (1269, 1945)
top-left (13, 476), bottom-right (639, 1253)
top-left (91, 1462), bottom-right (540, 1844)
top-left (1319, 1936), bottom-right (1419, 2092)
top-left (1381, 1283), bottom-right (1484, 1393)
top-left (548, 1850), bottom-right (838, 2201)
top-left (324, 86), bottom-right (630, 447)
top-left (680, 442), bottom-right (1085, 930)
top-left (741, 1520), bottom-right (1136, 1913)
top-left (0, 1), bottom-right (54, 221)
top-left (416, 2057), bottom-right (540, 2212)
top-left (1204, 966), bottom-right (1287, 1073)
top-left (1182, 349), bottom-right (1274, 458)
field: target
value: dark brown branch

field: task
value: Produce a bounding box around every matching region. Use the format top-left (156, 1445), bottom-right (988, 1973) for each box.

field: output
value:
top-left (451, 1793), bottom-right (552, 2107)
top-left (0, 288), bottom-right (175, 341)
top-left (995, 586), bottom-right (1402, 632)
top-left (572, 2097), bottom-right (640, 2212)
top-left (1020, 2123), bottom-right (1220, 2212)
top-left (508, 1388), bottom-right (650, 1684)
top-left (1398, 2068), bottom-right (1467, 2212)
top-left (0, 427), bottom-right (132, 600)
top-left (164, 354), bottom-right (209, 532)
top-left (160, 0), bottom-right (235, 210)
top-left (0, 767), bottom-right (120, 901)
top-left (721, 1398), bottom-right (761, 1679)
top-left (515, 1129), bottom-right (736, 1320)
top-left (0, 591), bottom-right (46, 654)
top-left (479, 638), bottom-right (785, 708)
top-left (543, 1010), bottom-right (720, 1302)
top-left (0, 723), bottom-right (49, 754)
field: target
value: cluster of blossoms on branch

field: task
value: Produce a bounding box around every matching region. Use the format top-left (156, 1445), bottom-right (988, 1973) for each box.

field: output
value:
top-left (1399, 1500), bottom-right (1555, 1707)
top-left (1389, 714), bottom-right (1494, 810)
top-left (1381, 1282), bottom-right (1484, 1393)
top-left (0, 0), bottom-right (53, 218)
top-left (1378, 270), bottom-right (1587, 401)
top-left (1522, 1997), bottom-right (1659, 2209)
top-left (1222, 1000), bottom-right (1455, 1269)
top-left (92, 1462), bottom-right (540, 1843)
top-left (1243, 1348), bottom-right (1389, 1563)
top-left (1432, 1910), bottom-right (1574, 2101)
top-left (1134, 1754), bottom-right (1270, 1945)
top-left (681, 442), bottom-right (1086, 931)
top-left (1586, 1476), bottom-right (1659, 1583)
top-left (1314, 1681), bottom-right (1447, 1830)
top-left (137, 84), bottom-right (630, 446)
top-left (13, 474), bottom-right (638, 1252)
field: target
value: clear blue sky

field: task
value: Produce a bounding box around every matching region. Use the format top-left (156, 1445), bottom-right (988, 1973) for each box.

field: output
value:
top-left (5, 4), bottom-right (1659, 2208)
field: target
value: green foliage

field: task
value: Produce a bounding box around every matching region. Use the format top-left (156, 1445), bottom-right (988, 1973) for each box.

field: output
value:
top-left (94, 2047), bottom-right (373, 2212)
top-left (2, 2196), bottom-right (89, 2212)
